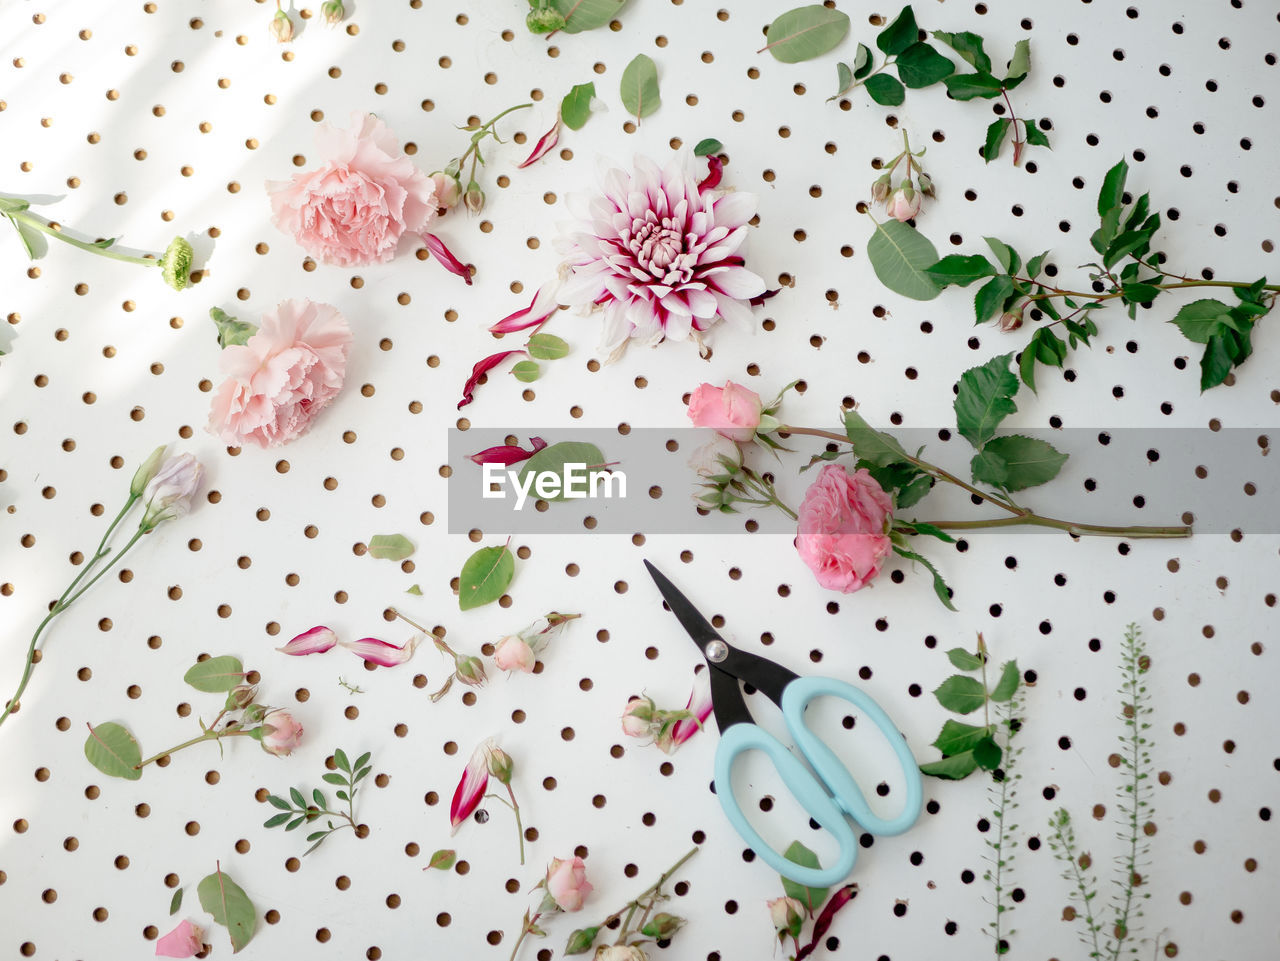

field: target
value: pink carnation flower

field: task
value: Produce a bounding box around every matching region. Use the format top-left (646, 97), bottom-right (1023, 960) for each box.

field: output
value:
top-left (555, 152), bottom-right (765, 362)
top-left (207, 299), bottom-right (352, 448)
top-left (267, 112), bottom-right (437, 266)
top-left (796, 465), bottom-right (893, 594)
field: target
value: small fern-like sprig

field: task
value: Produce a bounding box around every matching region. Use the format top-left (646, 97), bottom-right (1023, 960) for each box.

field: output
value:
top-left (984, 688), bottom-right (1023, 956)
top-left (1107, 623), bottom-right (1153, 959)
top-left (1047, 807), bottom-right (1103, 958)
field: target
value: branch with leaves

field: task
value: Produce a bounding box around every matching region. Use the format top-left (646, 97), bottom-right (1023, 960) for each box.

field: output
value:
top-left (765, 840), bottom-right (859, 961)
top-left (263, 748), bottom-right (371, 855)
top-left (562, 847), bottom-right (697, 956)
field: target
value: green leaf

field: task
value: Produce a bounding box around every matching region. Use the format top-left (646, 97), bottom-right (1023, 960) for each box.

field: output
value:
top-left (619, 54), bottom-right (660, 119)
top-left (693, 138), bottom-right (722, 157)
top-left (946, 648), bottom-right (984, 671)
top-left (516, 441), bottom-right (609, 502)
top-left (865, 72), bottom-right (906, 106)
top-left (954, 353), bottom-right (1019, 448)
top-left (368, 533), bottom-right (415, 561)
top-left (1032, 327), bottom-right (1068, 365)
top-left (197, 866), bottom-right (257, 953)
top-left (459, 544), bottom-right (515, 610)
top-left (933, 675), bottom-right (987, 714)
top-left (832, 61), bottom-right (853, 99)
top-left (267, 794), bottom-right (292, 810)
top-left (925, 254), bottom-right (997, 288)
top-left (973, 273), bottom-right (1015, 324)
top-left (169, 888), bottom-right (184, 916)
top-left (895, 42), bottom-right (954, 88)
top-left (560, 82), bottom-right (596, 131)
top-left (1097, 158), bottom-right (1128, 217)
top-left (1120, 282), bottom-right (1160, 305)
top-left (511, 359), bottom-right (542, 383)
top-left (1024, 121), bottom-right (1051, 149)
top-left (876, 5), bottom-right (918, 56)
top-left (0, 196), bottom-right (31, 214)
top-left (984, 237), bottom-right (1020, 275)
top-left (1005, 38), bottom-right (1030, 81)
top-left (312, 788), bottom-right (328, 809)
top-left (919, 750), bottom-right (979, 779)
top-left (428, 848), bottom-right (457, 871)
top-left (83, 722), bottom-right (143, 779)
top-left (893, 546), bottom-right (957, 611)
top-left (9, 217), bottom-right (46, 260)
top-left (931, 30), bottom-right (991, 73)
top-left (852, 43), bottom-right (873, 79)
top-left (867, 219), bottom-right (940, 300)
top-left (285, 816), bottom-right (306, 832)
top-left (969, 446), bottom-right (1008, 487)
top-left (894, 473), bottom-right (934, 510)
top-left (905, 520), bottom-right (954, 543)
top-left (1018, 342), bottom-right (1038, 392)
top-left (290, 786), bottom-right (307, 809)
top-left (780, 840), bottom-right (830, 913)
top-left (761, 5), bottom-right (850, 63)
top-left (1025, 250), bottom-right (1048, 281)
top-left (1104, 226), bottom-right (1157, 270)
top-left (1171, 299), bottom-right (1233, 344)
top-left (1199, 334), bottom-right (1235, 391)
top-left (551, 0), bottom-right (628, 34)
top-left (335, 789), bottom-right (349, 801)
top-left (210, 307), bottom-right (257, 349)
top-left (983, 118), bottom-right (1011, 163)
top-left (843, 410), bottom-right (909, 467)
top-left (183, 656), bottom-right (245, 694)
top-left (979, 435), bottom-right (1067, 491)
top-left (263, 813), bottom-right (291, 828)
top-left (405, 584), bottom-right (423, 596)
top-left (932, 718), bottom-right (992, 753)
top-left (334, 748), bottom-right (350, 772)
top-left (973, 735), bottom-right (1003, 770)
top-left (322, 772), bottom-right (347, 785)
top-left (943, 72), bottom-right (1004, 100)
top-left (354, 751), bottom-right (371, 771)
top-left (989, 660), bottom-right (1020, 702)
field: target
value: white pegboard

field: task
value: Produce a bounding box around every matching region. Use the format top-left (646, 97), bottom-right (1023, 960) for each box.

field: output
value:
top-left (1, 2), bottom-right (1278, 960)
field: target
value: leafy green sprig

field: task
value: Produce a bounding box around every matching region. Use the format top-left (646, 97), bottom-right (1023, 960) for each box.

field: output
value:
top-left (984, 689), bottom-right (1023, 955)
top-left (921, 159), bottom-right (1278, 392)
top-left (919, 636), bottom-right (1019, 778)
top-left (264, 748), bottom-right (371, 855)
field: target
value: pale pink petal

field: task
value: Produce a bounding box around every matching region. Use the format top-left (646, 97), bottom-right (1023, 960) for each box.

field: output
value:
top-left (339, 635), bottom-right (421, 667)
top-left (277, 625), bottom-right (339, 656)
top-left (155, 919), bottom-right (203, 958)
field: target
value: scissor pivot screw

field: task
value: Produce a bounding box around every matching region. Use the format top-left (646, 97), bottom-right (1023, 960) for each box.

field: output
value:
top-left (705, 639), bottom-right (729, 663)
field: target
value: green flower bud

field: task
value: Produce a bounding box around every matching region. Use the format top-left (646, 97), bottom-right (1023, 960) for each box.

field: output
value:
top-left (564, 926), bottom-right (600, 955)
top-left (159, 236), bottom-right (193, 291)
top-left (639, 912), bottom-right (685, 940)
top-left (321, 0), bottom-right (345, 25)
top-left (130, 445), bottom-right (168, 497)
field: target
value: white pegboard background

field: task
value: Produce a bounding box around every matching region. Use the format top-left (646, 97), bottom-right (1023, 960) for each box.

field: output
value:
top-left (1, 1), bottom-right (1278, 959)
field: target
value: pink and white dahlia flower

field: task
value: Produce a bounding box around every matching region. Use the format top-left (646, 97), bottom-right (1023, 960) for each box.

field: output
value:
top-left (555, 152), bottom-right (765, 362)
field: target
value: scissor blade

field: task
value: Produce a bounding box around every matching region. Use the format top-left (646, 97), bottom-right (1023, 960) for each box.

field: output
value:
top-left (643, 560), bottom-right (723, 650)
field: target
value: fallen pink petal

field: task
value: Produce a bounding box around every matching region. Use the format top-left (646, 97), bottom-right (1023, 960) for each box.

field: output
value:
top-left (698, 154), bottom-right (724, 193)
top-left (468, 436), bottom-right (547, 466)
top-left (489, 283), bottom-right (561, 334)
top-left (277, 625), bottom-right (339, 656)
top-left (663, 670), bottom-right (713, 752)
top-left (339, 634), bottom-right (421, 667)
top-left (450, 738), bottom-right (492, 833)
top-left (155, 919), bottom-right (203, 958)
top-left (421, 232), bottom-right (473, 285)
top-left (517, 115), bottom-right (561, 168)
top-left (458, 349), bottom-right (527, 410)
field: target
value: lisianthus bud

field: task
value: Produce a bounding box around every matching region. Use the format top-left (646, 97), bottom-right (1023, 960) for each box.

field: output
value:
top-left (225, 684), bottom-right (258, 711)
top-left (430, 171), bottom-right (463, 210)
top-left (639, 912), bottom-right (685, 940)
top-left (159, 236), bottom-right (193, 291)
top-left (767, 896), bottom-right (805, 940)
top-left (320, 0), bottom-right (345, 25)
top-left (257, 709), bottom-right (303, 756)
top-left (885, 184), bottom-right (922, 223)
top-left (130, 445), bottom-right (168, 497)
top-left (269, 8), bottom-right (294, 43)
top-left (621, 696), bottom-right (656, 737)
top-left (140, 453), bottom-right (203, 531)
top-left (456, 654), bottom-right (487, 687)
top-left (527, 6), bottom-right (566, 32)
top-left (463, 182), bottom-right (485, 216)
top-left (485, 743), bottom-right (514, 784)
top-left (998, 307), bottom-right (1024, 332)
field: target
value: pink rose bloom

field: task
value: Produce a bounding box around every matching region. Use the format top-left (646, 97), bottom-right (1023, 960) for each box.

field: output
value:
top-left (259, 709), bottom-right (304, 757)
top-left (545, 856), bottom-right (593, 912)
top-left (493, 635), bottom-right (536, 673)
top-left (686, 381), bottom-right (763, 442)
top-left (268, 112), bottom-right (437, 266)
top-left (207, 299), bottom-right (352, 448)
top-left (155, 919), bottom-right (203, 958)
top-left (796, 465), bottom-right (893, 594)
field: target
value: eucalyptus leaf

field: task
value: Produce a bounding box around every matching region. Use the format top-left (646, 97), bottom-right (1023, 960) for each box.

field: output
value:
top-left (853, 43), bottom-right (873, 79)
top-left (933, 675), bottom-right (987, 714)
top-left (334, 748), bottom-right (350, 772)
top-left (867, 219), bottom-right (940, 301)
top-left (197, 866), bottom-right (257, 953)
top-left (989, 659), bottom-right (1021, 702)
top-left (183, 656), bottom-right (246, 694)
top-left (428, 848), bottom-right (457, 870)
top-left (561, 82), bottom-right (597, 130)
top-left (779, 840), bottom-right (830, 913)
top-left (761, 6), bottom-right (850, 64)
top-left (551, 0), bottom-right (628, 34)
top-left (458, 544), bottom-right (515, 610)
top-left (876, 5), bottom-right (918, 56)
top-left (832, 61), bottom-right (853, 99)
top-left (406, 584), bottom-right (423, 595)
top-left (954, 353), bottom-right (1019, 449)
top-left (511, 359), bottom-right (542, 383)
top-left (267, 794), bottom-right (292, 810)
top-left (865, 72), bottom-right (906, 106)
top-left (368, 534), bottom-right (415, 561)
top-left (619, 54), bottom-right (660, 119)
top-left (516, 441), bottom-right (608, 502)
top-left (83, 722), bottom-right (143, 780)
top-left (979, 435), bottom-right (1067, 491)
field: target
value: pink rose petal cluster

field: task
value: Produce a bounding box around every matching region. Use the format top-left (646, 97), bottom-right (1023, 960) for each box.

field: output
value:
top-left (796, 465), bottom-right (893, 594)
top-left (545, 856), bottom-right (593, 912)
top-left (268, 112), bottom-right (437, 266)
top-left (207, 299), bottom-right (352, 449)
top-left (259, 709), bottom-right (304, 757)
top-left (686, 381), bottom-right (763, 442)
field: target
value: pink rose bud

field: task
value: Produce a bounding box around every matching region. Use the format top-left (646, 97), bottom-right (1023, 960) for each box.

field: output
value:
top-left (485, 742), bottom-right (515, 784)
top-left (998, 306), bottom-right (1024, 332)
top-left (493, 635), bottom-right (536, 673)
top-left (155, 919), bottom-right (203, 958)
top-left (430, 171), bottom-right (462, 210)
top-left (455, 654), bottom-right (488, 688)
top-left (767, 896), bottom-right (805, 939)
top-left (621, 696), bottom-right (656, 738)
top-left (450, 739), bottom-right (492, 833)
top-left (277, 625), bottom-right (339, 656)
top-left (269, 8), bottom-right (294, 43)
top-left (140, 453), bottom-right (204, 531)
top-left (258, 709), bottom-right (304, 757)
top-left (796, 464), bottom-right (893, 594)
top-left (686, 381), bottom-right (764, 443)
top-left (545, 856), bottom-right (593, 912)
top-left (885, 184), bottom-right (923, 223)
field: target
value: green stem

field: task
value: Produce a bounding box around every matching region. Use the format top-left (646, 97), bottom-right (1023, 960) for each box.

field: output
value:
top-left (598, 846), bottom-right (699, 933)
top-left (741, 470), bottom-right (798, 520)
top-left (1052, 812), bottom-right (1102, 959)
top-left (135, 726), bottom-right (252, 769)
top-left (1022, 276), bottom-right (1280, 307)
top-left (781, 427), bottom-right (1191, 539)
top-left (8, 209), bottom-right (162, 266)
top-left (506, 782), bottom-right (525, 866)
top-left (61, 528), bottom-right (146, 608)
top-left (507, 911), bottom-right (541, 961)
top-left (1000, 87), bottom-right (1024, 166)
top-left (458, 103), bottom-right (533, 169)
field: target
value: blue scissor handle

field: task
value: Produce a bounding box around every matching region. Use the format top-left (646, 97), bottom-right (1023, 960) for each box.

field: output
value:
top-left (714, 723), bottom-right (860, 888)
top-left (782, 676), bottom-right (924, 837)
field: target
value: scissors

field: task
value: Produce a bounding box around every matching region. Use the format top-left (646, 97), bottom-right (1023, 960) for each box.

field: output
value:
top-left (644, 560), bottom-right (923, 887)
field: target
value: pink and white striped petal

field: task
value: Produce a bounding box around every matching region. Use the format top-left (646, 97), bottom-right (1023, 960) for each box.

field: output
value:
top-left (449, 738), bottom-right (493, 833)
top-left (421, 232), bottom-right (473, 285)
top-left (339, 634), bottom-right (421, 667)
top-left (517, 115), bottom-right (561, 169)
top-left (660, 670), bottom-right (714, 753)
top-left (489, 282), bottom-right (561, 334)
top-left (277, 625), bottom-right (339, 656)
